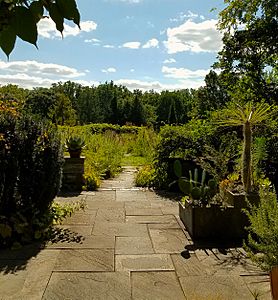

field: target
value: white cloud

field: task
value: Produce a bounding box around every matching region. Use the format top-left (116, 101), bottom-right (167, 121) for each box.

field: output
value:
top-left (101, 67), bottom-right (117, 73)
top-left (170, 10), bottom-right (199, 23)
top-left (162, 66), bottom-right (209, 79)
top-left (164, 19), bottom-right (222, 54)
top-left (142, 38), bottom-right (159, 49)
top-left (85, 38), bottom-right (101, 44)
top-left (114, 78), bottom-right (203, 91)
top-left (130, 69), bottom-right (135, 72)
top-left (122, 42), bottom-right (141, 49)
top-left (163, 58), bottom-right (176, 64)
top-left (0, 60), bottom-right (85, 78)
top-left (0, 60), bottom-right (89, 89)
top-left (103, 44), bottom-right (115, 48)
top-left (38, 19), bottom-right (97, 39)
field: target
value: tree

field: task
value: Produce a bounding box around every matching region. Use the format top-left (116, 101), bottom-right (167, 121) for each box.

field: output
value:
top-left (0, 0), bottom-right (80, 57)
top-left (216, 0), bottom-right (278, 103)
top-left (215, 102), bottom-right (273, 193)
top-left (130, 91), bottom-right (146, 126)
top-left (24, 87), bottom-right (76, 124)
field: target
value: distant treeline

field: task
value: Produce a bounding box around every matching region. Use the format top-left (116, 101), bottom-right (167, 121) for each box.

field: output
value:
top-left (1, 64), bottom-right (276, 126)
top-left (0, 71), bottom-right (231, 126)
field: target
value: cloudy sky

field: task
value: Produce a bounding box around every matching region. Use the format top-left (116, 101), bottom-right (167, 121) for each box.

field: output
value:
top-left (0, 0), bottom-right (225, 91)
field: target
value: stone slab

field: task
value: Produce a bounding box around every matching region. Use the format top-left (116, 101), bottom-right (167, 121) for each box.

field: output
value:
top-left (96, 208), bottom-right (125, 223)
top-left (115, 236), bottom-right (154, 255)
top-left (125, 208), bottom-right (163, 216)
top-left (242, 275), bottom-right (271, 300)
top-left (149, 229), bottom-right (188, 253)
top-left (55, 225), bottom-right (93, 236)
top-left (116, 191), bottom-right (147, 202)
top-left (43, 272), bottom-right (131, 300)
top-left (126, 215), bottom-right (177, 224)
top-left (86, 190), bottom-right (116, 201)
top-left (86, 200), bottom-right (124, 210)
top-left (147, 221), bottom-right (181, 229)
top-left (160, 206), bottom-right (179, 215)
top-left (131, 271), bottom-right (185, 300)
top-left (0, 250), bottom-right (59, 300)
top-left (62, 212), bottom-right (96, 225)
top-left (116, 254), bottom-right (174, 272)
top-left (195, 248), bottom-right (260, 276)
top-left (46, 235), bottom-right (115, 249)
top-left (54, 249), bottom-right (114, 272)
top-left (92, 222), bottom-right (149, 237)
top-left (179, 275), bottom-right (253, 300)
top-left (171, 253), bottom-right (205, 277)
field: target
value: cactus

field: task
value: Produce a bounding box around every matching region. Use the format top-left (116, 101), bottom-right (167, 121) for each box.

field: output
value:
top-left (173, 160), bottom-right (217, 205)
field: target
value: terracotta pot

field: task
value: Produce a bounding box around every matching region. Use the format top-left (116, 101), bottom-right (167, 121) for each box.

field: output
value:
top-left (270, 266), bottom-right (278, 300)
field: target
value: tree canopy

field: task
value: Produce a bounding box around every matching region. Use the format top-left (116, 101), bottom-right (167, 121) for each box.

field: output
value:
top-left (0, 0), bottom-right (80, 57)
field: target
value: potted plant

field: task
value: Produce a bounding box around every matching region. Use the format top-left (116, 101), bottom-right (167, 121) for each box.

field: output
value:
top-left (215, 102), bottom-right (273, 208)
top-left (174, 159), bottom-right (259, 240)
top-left (66, 136), bottom-right (85, 158)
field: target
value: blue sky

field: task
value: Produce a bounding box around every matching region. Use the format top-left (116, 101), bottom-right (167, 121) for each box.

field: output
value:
top-left (0, 0), bottom-right (225, 91)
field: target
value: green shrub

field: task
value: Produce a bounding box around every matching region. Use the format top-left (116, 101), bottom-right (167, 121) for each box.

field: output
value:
top-left (0, 113), bottom-right (63, 247)
top-left (154, 121), bottom-right (215, 188)
top-left (83, 170), bottom-right (100, 191)
top-left (244, 189), bottom-right (278, 271)
top-left (135, 165), bottom-right (156, 187)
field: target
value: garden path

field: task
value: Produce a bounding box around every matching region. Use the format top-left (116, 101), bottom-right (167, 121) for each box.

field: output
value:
top-left (0, 166), bottom-right (271, 299)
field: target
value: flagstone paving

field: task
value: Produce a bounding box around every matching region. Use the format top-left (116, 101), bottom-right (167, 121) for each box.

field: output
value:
top-left (0, 166), bottom-right (272, 299)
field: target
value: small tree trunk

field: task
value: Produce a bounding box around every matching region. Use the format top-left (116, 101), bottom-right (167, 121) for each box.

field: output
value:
top-left (242, 122), bottom-right (252, 193)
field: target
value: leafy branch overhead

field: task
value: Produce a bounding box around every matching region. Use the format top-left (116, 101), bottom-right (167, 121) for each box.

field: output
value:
top-left (0, 0), bottom-right (80, 57)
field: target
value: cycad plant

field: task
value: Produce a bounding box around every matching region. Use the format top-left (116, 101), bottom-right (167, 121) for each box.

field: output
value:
top-left (215, 102), bottom-right (273, 194)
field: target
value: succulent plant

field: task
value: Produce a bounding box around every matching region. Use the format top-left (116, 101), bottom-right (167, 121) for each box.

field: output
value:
top-left (66, 136), bottom-right (85, 151)
top-left (173, 160), bottom-right (217, 205)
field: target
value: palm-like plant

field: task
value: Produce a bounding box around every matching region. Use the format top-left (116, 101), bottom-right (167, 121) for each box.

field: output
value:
top-left (215, 102), bottom-right (273, 194)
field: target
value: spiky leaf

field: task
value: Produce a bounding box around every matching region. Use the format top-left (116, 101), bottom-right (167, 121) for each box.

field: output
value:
top-left (173, 160), bottom-right (182, 178)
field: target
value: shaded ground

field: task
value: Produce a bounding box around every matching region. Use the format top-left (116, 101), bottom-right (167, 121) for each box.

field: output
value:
top-left (0, 166), bottom-right (271, 299)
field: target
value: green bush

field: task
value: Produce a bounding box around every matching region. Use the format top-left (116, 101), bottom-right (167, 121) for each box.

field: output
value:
top-left (83, 170), bottom-right (100, 191)
top-left (154, 121), bottom-right (215, 188)
top-left (244, 189), bottom-right (278, 271)
top-left (0, 113), bottom-right (63, 247)
top-left (135, 165), bottom-right (156, 187)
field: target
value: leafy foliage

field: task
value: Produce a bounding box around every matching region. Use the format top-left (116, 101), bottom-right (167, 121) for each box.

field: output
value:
top-left (0, 0), bottom-right (80, 57)
top-left (214, 102), bottom-right (274, 193)
top-left (0, 112), bottom-right (63, 247)
top-left (244, 189), bottom-right (278, 271)
top-left (135, 165), bottom-right (156, 188)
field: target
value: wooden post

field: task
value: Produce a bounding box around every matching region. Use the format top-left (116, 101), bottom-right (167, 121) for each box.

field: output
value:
top-left (271, 266), bottom-right (278, 300)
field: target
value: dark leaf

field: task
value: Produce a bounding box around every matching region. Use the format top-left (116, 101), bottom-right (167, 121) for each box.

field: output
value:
top-left (30, 1), bottom-right (44, 23)
top-left (0, 26), bottom-right (16, 58)
top-left (11, 6), bottom-right (38, 46)
top-left (49, 3), bottom-right (64, 34)
top-left (56, 0), bottom-right (80, 27)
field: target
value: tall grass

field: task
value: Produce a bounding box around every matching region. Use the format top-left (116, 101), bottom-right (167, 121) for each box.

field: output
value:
top-left (59, 125), bottom-right (158, 183)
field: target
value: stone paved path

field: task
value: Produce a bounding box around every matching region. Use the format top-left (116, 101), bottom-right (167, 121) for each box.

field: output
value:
top-left (0, 167), bottom-right (271, 299)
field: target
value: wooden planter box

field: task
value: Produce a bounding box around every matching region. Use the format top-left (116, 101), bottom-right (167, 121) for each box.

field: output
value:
top-left (62, 156), bottom-right (85, 192)
top-left (179, 201), bottom-right (249, 241)
top-left (224, 190), bottom-right (260, 208)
